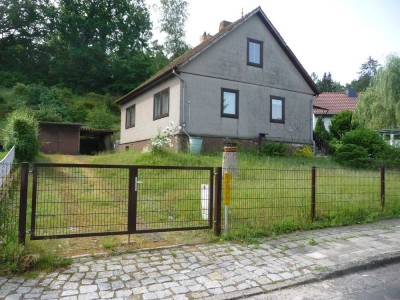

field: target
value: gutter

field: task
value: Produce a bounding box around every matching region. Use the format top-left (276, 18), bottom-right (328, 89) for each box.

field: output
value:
top-left (172, 69), bottom-right (190, 138)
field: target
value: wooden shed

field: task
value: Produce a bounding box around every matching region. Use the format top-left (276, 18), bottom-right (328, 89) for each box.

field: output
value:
top-left (39, 122), bottom-right (82, 155)
top-left (38, 122), bottom-right (115, 155)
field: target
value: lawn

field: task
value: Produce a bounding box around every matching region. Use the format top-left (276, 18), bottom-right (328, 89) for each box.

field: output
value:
top-left (30, 151), bottom-right (400, 239)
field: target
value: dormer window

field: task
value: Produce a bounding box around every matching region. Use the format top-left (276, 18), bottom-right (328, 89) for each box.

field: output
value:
top-left (247, 38), bottom-right (263, 68)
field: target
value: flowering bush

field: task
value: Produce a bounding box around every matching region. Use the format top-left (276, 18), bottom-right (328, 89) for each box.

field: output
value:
top-left (150, 122), bottom-right (181, 153)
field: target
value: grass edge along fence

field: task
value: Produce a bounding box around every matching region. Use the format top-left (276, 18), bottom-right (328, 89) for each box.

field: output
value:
top-left (217, 165), bottom-right (400, 235)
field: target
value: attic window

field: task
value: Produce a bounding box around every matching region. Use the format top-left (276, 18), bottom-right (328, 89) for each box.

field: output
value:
top-left (154, 88), bottom-right (169, 120)
top-left (247, 38), bottom-right (263, 68)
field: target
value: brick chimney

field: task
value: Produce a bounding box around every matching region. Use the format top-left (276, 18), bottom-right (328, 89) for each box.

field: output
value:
top-left (219, 20), bottom-right (232, 31)
top-left (200, 32), bottom-right (212, 43)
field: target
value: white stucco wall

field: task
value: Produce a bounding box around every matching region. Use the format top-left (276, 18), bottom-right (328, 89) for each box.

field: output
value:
top-left (120, 77), bottom-right (181, 145)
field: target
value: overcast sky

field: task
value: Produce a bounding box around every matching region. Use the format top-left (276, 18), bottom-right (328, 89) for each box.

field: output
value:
top-left (147, 0), bottom-right (400, 85)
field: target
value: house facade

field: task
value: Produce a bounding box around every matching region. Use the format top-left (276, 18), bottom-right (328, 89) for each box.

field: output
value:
top-left (116, 7), bottom-right (319, 152)
top-left (313, 89), bottom-right (357, 130)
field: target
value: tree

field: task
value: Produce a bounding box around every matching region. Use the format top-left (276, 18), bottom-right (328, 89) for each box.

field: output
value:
top-left (86, 104), bottom-right (115, 130)
top-left (347, 57), bottom-right (380, 92)
top-left (314, 117), bottom-right (330, 150)
top-left (316, 72), bottom-right (343, 92)
top-left (353, 54), bottom-right (400, 129)
top-left (329, 110), bottom-right (356, 140)
top-left (159, 0), bottom-right (190, 60)
top-left (3, 110), bottom-right (39, 162)
top-left (0, 0), bottom-right (55, 84)
top-left (48, 0), bottom-right (154, 93)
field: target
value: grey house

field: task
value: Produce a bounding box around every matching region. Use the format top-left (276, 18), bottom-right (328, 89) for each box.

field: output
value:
top-left (115, 7), bottom-right (319, 152)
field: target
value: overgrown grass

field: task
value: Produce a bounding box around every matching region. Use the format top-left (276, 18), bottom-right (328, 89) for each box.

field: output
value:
top-left (0, 152), bottom-right (6, 160)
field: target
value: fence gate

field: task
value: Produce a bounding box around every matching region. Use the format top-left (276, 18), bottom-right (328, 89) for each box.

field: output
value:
top-left (30, 163), bottom-right (214, 240)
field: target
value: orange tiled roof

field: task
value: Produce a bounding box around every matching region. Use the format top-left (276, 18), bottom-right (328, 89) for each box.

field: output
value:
top-left (313, 92), bottom-right (357, 115)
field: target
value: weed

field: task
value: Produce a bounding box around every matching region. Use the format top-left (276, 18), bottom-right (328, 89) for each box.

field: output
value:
top-left (313, 265), bottom-right (328, 272)
top-left (280, 245), bottom-right (289, 254)
top-left (171, 252), bottom-right (177, 258)
top-left (297, 242), bottom-right (306, 247)
top-left (102, 238), bottom-right (118, 250)
top-left (308, 238), bottom-right (317, 246)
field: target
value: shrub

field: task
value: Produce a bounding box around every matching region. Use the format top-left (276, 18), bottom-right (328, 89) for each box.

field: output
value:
top-left (86, 104), bottom-right (115, 130)
top-left (149, 122), bottom-right (181, 153)
top-left (334, 144), bottom-right (372, 168)
top-left (314, 117), bottom-right (331, 150)
top-left (293, 146), bottom-right (314, 158)
top-left (3, 110), bottom-right (39, 162)
top-left (329, 110), bottom-right (356, 140)
top-left (259, 142), bottom-right (288, 157)
top-left (341, 127), bottom-right (390, 159)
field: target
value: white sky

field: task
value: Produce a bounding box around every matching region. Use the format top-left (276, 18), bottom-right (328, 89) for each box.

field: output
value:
top-left (146, 0), bottom-right (400, 85)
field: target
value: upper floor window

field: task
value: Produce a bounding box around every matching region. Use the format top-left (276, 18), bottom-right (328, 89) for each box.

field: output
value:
top-left (247, 38), bottom-right (263, 67)
top-left (221, 88), bottom-right (239, 118)
top-left (154, 88), bottom-right (169, 120)
top-left (270, 96), bottom-right (285, 123)
top-left (125, 104), bottom-right (135, 129)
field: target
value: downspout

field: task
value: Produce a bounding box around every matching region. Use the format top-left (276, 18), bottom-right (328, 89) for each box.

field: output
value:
top-left (172, 69), bottom-right (191, 138)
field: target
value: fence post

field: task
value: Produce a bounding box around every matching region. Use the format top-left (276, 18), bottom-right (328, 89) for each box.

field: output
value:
top-left (381, 165), bottom-right (385, 210)
top-left (311, 166), bottom-right (316, 221)
top-left (214, 167), bottom-right (222, 236)
top-left (18, 162), bottom-right (29, 245)
top-left (128, 166), bottom-right (137, 234)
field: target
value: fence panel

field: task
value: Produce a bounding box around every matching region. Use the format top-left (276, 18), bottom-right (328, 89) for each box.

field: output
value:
top-left (0, 164), bottom-right (20, 241)
top-left (31, 164), bottom-right (130, 239)
top-left (315, 168), bottom-right (381, 218)
top-left (135, 166), bottom-right (214, 232)
top-left (0, 146), bottom-right (15, 187)
top-left (385, 169), bottom-right (400, 210)
top-left (223, 168), bottom-right (311, 230)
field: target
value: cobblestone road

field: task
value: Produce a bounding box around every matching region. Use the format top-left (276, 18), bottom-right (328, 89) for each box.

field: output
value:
top-left (1, 219), bottom-right (400, 299)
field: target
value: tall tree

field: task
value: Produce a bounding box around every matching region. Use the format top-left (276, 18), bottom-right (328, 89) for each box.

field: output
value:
top-left (348, 56), bottom-right (380, 93)
top-left (0, 0), bottom-right (55, 85)
top-left (316, 72), bottom-right (344, 92)
top-left (49, 0), bottom-right (153, 93)
top-left (159, 0), bottom-right (190, 60)
top-left (353, 54), bottom-right (400, 129)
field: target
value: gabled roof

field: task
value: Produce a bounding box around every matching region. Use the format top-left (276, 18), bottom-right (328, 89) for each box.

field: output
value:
top-left (115, 6), bottom-right (319, 105)
top-left (313, 92), bottom-right (358, 115)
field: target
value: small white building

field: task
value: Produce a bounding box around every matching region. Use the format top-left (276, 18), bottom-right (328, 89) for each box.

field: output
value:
top-left (313, 89), bottom-right (357, 130)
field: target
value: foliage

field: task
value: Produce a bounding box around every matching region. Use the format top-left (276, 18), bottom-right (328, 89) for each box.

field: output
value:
top-left (314, 117), bottom-right (331, 151)
top-left (354, 54), bottom-right (400, 129)
top-left (293, 146), bottom-right (314, 158)
top-left (149, 122), bottom-right (181, 153)
top-left (159, 0), bottom-right (190, 59)
top-left (86, 104), bottom-right (116, 130)
top-left (315, 72), bottom-right (344, 92)
top-left (0, 0), bottom-right (167, 94)
top-left (2, 110), bottom-right (39, 162)
top-left (333, 144), bottom-right (372, 168)
top-left (347, 56), bottom-right (380, 93)
top-left (258, 142), bottom-right (289, 157)
top-left (341, 127), bottom-right (389, 159)
top-left (329, 110), bottom-right (356, 140)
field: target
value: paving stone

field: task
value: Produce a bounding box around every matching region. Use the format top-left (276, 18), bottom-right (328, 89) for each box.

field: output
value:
top-left (78, 292), bottom-right (99, 300)
top-left (79, 285), bottom-right (97, 293)
top-left (111, 281), bottom-right (125, 290)
top-left (99, 291), bottom-right (114, 299)
top-left (115, 289), bottom-right (132, 297)
top-left (61, 290), bottom-right (79, 296)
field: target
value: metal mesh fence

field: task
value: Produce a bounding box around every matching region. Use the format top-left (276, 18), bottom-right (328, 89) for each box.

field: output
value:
top-left (385, 169), bottom-right (400, 210)
top-left (32, 164), bottom-right (130, 238)
top-left (223, 168), bottom-right (310, 230)
top-left (0, 164), bottom-right (20, 241)
top-left (315, 168), bottom-right (381, 217)
top-left (136, 167), bottom-right (213, 232)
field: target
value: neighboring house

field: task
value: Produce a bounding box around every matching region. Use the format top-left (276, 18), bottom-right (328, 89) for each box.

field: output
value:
top-left (313, 89), bottom-right (357, 130)
top-left (115, 7), bottom-right (319, 152)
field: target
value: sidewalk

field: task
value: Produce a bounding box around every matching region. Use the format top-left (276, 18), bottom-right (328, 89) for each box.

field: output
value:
top-left (1, 219), bottom-right (400, 300)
